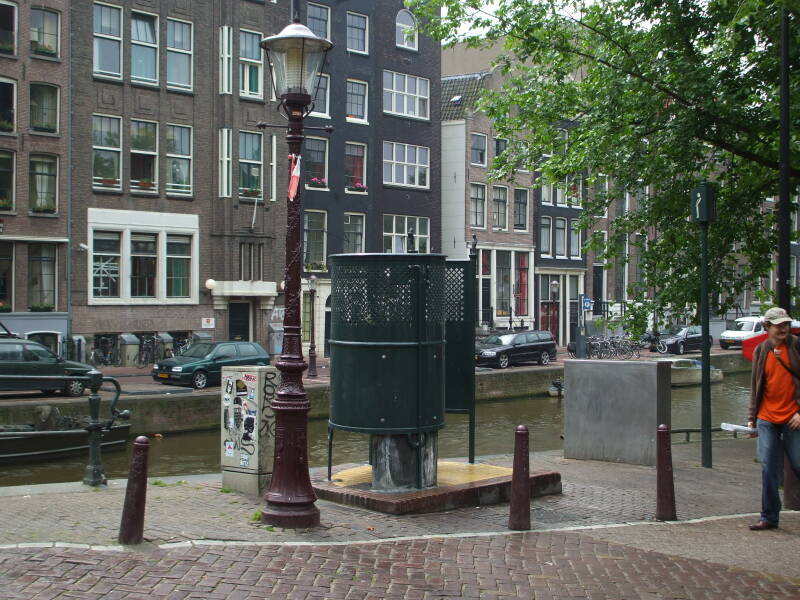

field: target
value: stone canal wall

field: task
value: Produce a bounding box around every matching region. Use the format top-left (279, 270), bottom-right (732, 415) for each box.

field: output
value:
top-left (0, 353), bottom-right (752, 435)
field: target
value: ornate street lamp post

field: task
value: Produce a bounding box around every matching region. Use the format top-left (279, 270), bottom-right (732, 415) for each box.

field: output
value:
top-left (260, 20), bottom-right (331, 528)
top-left (307, 274), bottom-right (318, 378)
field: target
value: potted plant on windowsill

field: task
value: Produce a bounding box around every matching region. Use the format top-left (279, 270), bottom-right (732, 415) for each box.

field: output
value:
top-left (31, 41), bottom-right (57, 57)
top-left (346, 182), bottom-right (368, 193)
top-left (304, 262), bottom-right (328, 272)
top-left (0, 120), bottom-right (14, 132)
top-left (136, 178), bottom-right (155, 190)
top-left (307, 177), bottom-right (327, 189)
top-left (32, 206), bottom-right (56, 214)
top-left (0, 42), bottom-right (14, 54)
top-left (242, 188), bottom-right (261, 197)
top-left (100, 177), bottom-right (119, 186)
top-left (0, 196), bottom-right (11, 211)
top-left (29, 304), bottom-right (54, 312)
top-left (0, 302), bottom-right (12, 313)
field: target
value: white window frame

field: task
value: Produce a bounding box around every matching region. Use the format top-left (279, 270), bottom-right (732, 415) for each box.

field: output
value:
top-left (343, 212), bottom-right (366, 253)
top-left (513, 188), bottom-right (528, 232)
top-left (540, 182), bottom-right (553, 205)
top-left (93, 2), bottom-right (122, 79)
top-left (555, 178), bottom-right (567, 205)
top-left (555, 217), bottom-right (567, 257)
top-left (570, 220), bottom-right (581, 259)
top-left (130, 11), bottom-right (159, 86)
top-left (0, 0), bottom-right (17, 56)
top-left (303, 209), bottom-right (327, 271)
top-left (238, 130), bottom-right (263, 199)
top-left (239, 29), bottom-right (264, 100)
top-left (219, 25), bottom-right (232, 94)
top-left (218, 128), bottom-right (232, 197)
top-left (383, 214), bottom-right (430, 253)
top-left (129, 119), bottom-right (158, 192)
top-left (345, 78), bottom-right (368, 124)
top-left (395, 9), bottom-right (417, 51)
top-left (0, 77), bottom-right (17, 134)
top-left (344, 141), bottom-right (367, 193)
top-left (28, 153), bottom-right (58, 213)
top-left (87, 208), bottom-right (199, 306)
top-left (0, 149), bottom-right (15, 211)
top-left (492, 186), bottom-right (508, 231)
top-left (307, 3), bottom-right (330, 40)
top-left (539, 216), bottom-right (552, 256)
top-left (382, 141), bottom-right (429, 189)
top-left (310, 73), bottom-right (330, 118)
top-left (166, 18), bottom-right (193, 91)
top-left (30, 6), bottom-right (59, 58)
top-left (269, 134), bottom-right (277, 202)
top-left (383, 70), bottom-right (429, 120)
top-left (346, 11), bottom-right (368, 55)
top-left (470, 183), bottom-right (486, 229)
top-left (92, 113), bottom-right (122, 190)
top-left (595, 175), bottom-right (609, 218)
top-left (165, 123), bottom-right (192, 196)
top-left (304, 136), bottom-right (329, 190)
top-left (470, 133), bottom-right (487, 166)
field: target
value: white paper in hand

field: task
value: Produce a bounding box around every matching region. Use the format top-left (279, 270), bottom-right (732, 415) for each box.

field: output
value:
top-left (721, 422), bottom-right (756, 434)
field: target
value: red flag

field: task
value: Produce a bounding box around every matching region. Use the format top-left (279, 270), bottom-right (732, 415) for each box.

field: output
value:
top-left (288, 154), bottom-right (301, 201)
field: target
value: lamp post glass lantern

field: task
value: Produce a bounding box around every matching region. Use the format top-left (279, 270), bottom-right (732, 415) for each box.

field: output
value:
top-left (259, 20), bottom-right (331, 529)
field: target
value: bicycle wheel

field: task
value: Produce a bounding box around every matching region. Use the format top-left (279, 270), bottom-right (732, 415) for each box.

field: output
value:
top-left (134, 350), bottom-right (148, 369)
top-left (656, 340), bottom-right (668, 354)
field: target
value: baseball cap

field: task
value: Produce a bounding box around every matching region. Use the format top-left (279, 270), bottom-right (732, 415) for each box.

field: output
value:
top-left (763, 307), bottom-right (792, 325)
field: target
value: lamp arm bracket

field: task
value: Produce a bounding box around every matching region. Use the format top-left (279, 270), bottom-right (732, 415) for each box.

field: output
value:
top-left (256, 121), bottom-right (289, 130)
top-left (304, 125), bottom-right (334, 134)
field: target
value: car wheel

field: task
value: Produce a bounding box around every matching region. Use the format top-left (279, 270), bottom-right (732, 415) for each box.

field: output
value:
top-left (720, 341), bottom-right (729, 350)
top-left (676, 342), bottom-right (685, 355)
top-left (63, 379), bottom-right (86, 397)
top-left (497, 353), bottom-right (510, 369)
top-left (539, 352), bottom-right (550, 366)
top-left (192, 370), bottom-right (209, 389)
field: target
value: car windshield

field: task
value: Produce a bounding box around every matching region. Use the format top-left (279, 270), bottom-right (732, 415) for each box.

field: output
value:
top-left (663, 325), bottom-right (686, 336)
top-left (483, 334), bottom-right (516, 345)
top-left (734, 321), bottom-right (756, 332)
top-left (181, 343), bottom-right (213, 358)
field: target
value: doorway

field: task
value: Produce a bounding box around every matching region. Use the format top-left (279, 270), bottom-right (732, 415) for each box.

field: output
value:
top-left (228, 302), bottom-right (251, 341)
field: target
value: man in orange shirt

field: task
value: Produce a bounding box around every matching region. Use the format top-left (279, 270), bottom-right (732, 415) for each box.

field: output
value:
top-left (747, 306), bottom-right (800, 530)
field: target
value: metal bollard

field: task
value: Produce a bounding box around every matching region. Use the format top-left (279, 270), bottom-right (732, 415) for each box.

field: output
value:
top-left (118, 436), bottom-right (150, 545)
top-left (83, 370), bottom-right (107, 487)
top-left (656, 424), bottom-right (677, 521)
top-left (508, 425), bottom-right (531, 531)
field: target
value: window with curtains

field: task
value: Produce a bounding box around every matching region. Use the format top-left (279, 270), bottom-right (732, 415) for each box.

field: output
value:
top-left (570, 220), bottom-right (581, 258)
top-left (92, 231), bottom-right (120, 298)
top-left (167, 19), bottom-right (192, 91)
top-left (395, 9), bottom-right (417, 50)
top-left (343, 213), bottom-right (365, 253)
top-left (346, 79), bottom-right (367, 122)
top-left (310, 73), bottom-right (329, 117)
top-left (130, 233), bottom-right (157, 297)
top-left (131, 12), bottom-right (158, 84)
top-left (495, 250), bottom-right (511, 317)
top-left (92, 114), bottom-right (121, 189)
top-left (492, 186), bottom-right (507, 230)
top-left (307, 3), bottom-right (329, 39)
top-left (539, 216), bottom-right (551, 255)
top-left (346, 12), bottom-right (367, 54)
top-left (130, 120), bottom-right (157, 191)
top-left (0, 150), bottom-right (13, 210)
top-left (344, 142), bottom-right (366, 191)
top-left (514, 189), bottom-right (528, 231)
top-left (0, 78), bottom-right (15, 133)
top-left (30, 84), bottom-right (58, 133)
top-left (238, 131), bottom-right (262, 198)
top-left (166, 124), bottom-right (191, 194)
top-left (28, 154), bottom-right (57, 213)
top-left (239, 30), bottom-right (263, 99)
top-left (93, 3), bottom-right (121, 78)
top-left (305, 137), bottom-right (327, 187)
top-left (0, 241), bottom-right (11, 309)
top-left (515, 253), bottom-right (529, 316)
top-left (555, 217), bottom-right (567, 256)
top-left (28, 243), bottom-right (56, 307)
top-left (31, 8), bottom-right (59, 57)
top-left (470, 183), bottom-right (486, 228)
top-left (303, 210), bottom-right (327, 271)
top-left (166, 235), bottom-right (190, 297)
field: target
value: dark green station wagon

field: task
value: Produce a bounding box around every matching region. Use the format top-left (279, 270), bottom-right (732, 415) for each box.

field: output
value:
top-left (152, 341), bottom-right (269, 389)
top-left (0, 337), bottom-right (94, 396)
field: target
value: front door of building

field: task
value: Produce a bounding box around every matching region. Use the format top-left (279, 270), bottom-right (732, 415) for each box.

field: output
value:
top-left (540, 302), bottom-right (559, 344)
top-left (229, 302), bottom-right (250, 341)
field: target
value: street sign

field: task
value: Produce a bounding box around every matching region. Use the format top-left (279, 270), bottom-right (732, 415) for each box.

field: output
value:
top-left (581, 296), bottom-right (593, 311)
top-left (690, 183), bottom-right (716, 223)
top-left (201, 317), bottom-right (215, 329)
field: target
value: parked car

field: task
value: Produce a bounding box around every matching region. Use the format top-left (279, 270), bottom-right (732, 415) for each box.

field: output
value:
top-left (152, 341), bottom-right (269, 389)
top-left (656, 326), bottom-right (712, 355)
top-left (0, 337), bottom-right (93, 396)
top-left (718, 316), bottom-right (764, 349)
top-left (475, 330), bottom-right (557, 369)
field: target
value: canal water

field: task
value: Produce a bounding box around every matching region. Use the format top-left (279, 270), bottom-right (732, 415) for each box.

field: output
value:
top-left (0, 372), bottom-right (753, 487)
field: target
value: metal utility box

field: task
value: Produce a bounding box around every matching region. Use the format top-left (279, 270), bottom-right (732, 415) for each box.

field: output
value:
top-left (221, 365), bottom-right (279, 495)
top-left (118, 333), bottom-right (140, 367)
top-left (192, 331), bottom-right (213, 343)
top-left (328, 253), bottom-right (446, 435)
top-left (156, 332), bottom-right (173, 356)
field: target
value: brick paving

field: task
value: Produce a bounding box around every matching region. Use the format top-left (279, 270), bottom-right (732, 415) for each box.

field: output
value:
top-left (1, 439), bottom-right (799, 598)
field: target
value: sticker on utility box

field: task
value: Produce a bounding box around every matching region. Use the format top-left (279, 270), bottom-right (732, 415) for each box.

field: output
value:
top-left (239, 454), bottom-right (250, 467)
top-left (224, 441), bottom-right (234, 457)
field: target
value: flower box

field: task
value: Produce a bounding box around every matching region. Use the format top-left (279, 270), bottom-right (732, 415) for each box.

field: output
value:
top-left (0, 120), bottom-right (14, 132)
top-left (137, 181), bottom-right (155, 189)
top-left (242, 188), bottom-right (261, 197)
top-left (0, 305), bottom-right (12, 313)
top-left (32, 206), bottom-right (56, 214)
top-left (346, 185), bottom-right (368, 193)
top-left (307, 178), bottom-right (328, 189)
top-left (304, 262), bottom-right (328, 272)
top-left (29, 304), bottom-right (54, 312)
top-left (100, 178), bottom-right (119, 186)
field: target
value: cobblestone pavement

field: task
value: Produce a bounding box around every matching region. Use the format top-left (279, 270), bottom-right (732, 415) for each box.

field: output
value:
top-left (1, 439), bottom-right (799, 598)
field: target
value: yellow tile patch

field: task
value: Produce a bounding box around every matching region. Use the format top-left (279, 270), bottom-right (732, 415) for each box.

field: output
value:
top-left (331, 461), bottom-right (513, 488)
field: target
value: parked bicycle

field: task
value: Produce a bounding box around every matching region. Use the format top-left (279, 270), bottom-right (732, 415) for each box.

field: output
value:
top-left (568, 335), bottom-right (641, 360)
top-left (89, 335), bottom-right (121, 367)
top-left (134, 335), bottom-right (168, 368)
top-left (170, 336), bottom-right (192, 356)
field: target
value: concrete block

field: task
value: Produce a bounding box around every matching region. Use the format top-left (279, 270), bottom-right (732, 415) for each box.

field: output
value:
top-left (564, 360), bottom-right (671, 466)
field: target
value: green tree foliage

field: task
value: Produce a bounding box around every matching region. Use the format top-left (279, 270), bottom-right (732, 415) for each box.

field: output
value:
top-left (411, 0), bottom-right (799, 321)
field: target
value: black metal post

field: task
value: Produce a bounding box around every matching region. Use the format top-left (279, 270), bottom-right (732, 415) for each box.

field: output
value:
top-left (468, 237), bottom-right (478, 464)
top-left (700, 221), bottom-right (712, 468)
top-left (508, 425), bottom-right (531, 530)
top-left (308, 286), bottom-right (318, 378)
top-left (83, 370), bottom-right (107, 486)
top-left (118, 436), bottom-right (150, 544)
top-left (261, 92), bottom-right (320, 528)
top-left (656, 424), bottom-right (677, 521)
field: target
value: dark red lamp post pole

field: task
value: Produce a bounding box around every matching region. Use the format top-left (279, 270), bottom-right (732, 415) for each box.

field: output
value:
top-left (260, 20), bottom-right (332, 529)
